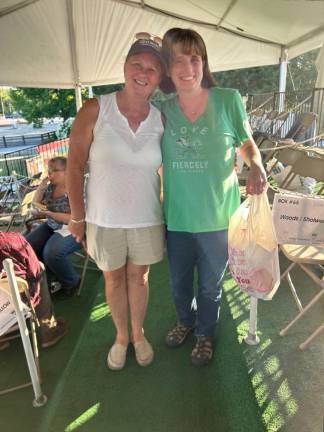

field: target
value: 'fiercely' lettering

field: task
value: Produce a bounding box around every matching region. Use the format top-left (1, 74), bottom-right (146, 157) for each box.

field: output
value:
top-left (172, 161), bottom-right (209, 170)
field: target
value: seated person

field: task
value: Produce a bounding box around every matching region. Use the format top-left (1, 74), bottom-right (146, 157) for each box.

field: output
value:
top-left (25, 156), bottom-right (82, 296)
top-left (0, 232), bottom-right (67, 350)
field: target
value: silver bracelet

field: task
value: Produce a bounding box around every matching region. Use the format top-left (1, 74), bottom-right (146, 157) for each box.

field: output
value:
top-left (70, 218), bottom-right (85, 224)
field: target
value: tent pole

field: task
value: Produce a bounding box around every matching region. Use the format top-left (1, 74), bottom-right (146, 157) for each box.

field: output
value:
top-left (245, 297), bottom-right (260, 345)
top-left (66, 0), bottom-right (82, 111)
top-left (278, 47), bottom-right (288, 112)
top-left (75, 84), bottom-right (82, 111)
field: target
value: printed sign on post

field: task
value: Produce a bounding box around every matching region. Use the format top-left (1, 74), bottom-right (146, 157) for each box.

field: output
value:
top-left (272, 193), bottom-right (324, 245)
top-left (0, 289), bottom-right (17, 336)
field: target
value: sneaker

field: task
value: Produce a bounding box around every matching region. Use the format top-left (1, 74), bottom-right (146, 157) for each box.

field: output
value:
top-left (50, 281), bottom-right (62, 294)
top-left (40, 317), bottom-right (68, 348)
top-left (55, 279), bottom-right (80, 300)
top-left (190, 336), bottom-right (214, 366)
top-left (107, 343), bottom-right (128, 370)
top-left (165, 323), bottom-right (194, 348)
top-left (133, 337), bottom-right (154, 367)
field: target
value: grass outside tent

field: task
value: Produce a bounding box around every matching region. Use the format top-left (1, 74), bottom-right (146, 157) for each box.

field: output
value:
top-left (0, 256), bottom-right (323, 432)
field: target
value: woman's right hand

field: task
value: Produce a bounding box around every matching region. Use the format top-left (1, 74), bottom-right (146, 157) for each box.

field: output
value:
top-left (68, 220), bottom-right (86, 246)
top-left (39, 176), bottom-right (49, 190)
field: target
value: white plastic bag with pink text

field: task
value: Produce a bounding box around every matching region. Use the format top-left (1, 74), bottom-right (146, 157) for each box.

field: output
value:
top-left (228, 191), bottom-right (280, 300)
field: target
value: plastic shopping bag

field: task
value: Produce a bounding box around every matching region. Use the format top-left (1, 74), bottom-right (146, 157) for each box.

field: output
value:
top-left (228, 191), bottom-right (280, 300)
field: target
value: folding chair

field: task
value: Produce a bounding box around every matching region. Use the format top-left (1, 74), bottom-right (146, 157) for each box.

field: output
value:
top-left (279, 244), bottom-right (324, 350)
top-left (266, 148), bottom-right (324, 203)
top-left (253, 111), bottom-right (290, 147)
top-left (277, 152), bottom-right (324, 348)
top-left (249, 108), bottom-right (266, 131)
top-left (0, 188), bottom-right (37, 232)
top-left (284, 112), bottom-right (317, 142)
top-left (238, 113), bottom-right (317, 195)
top-left (0, 258), bottom-right (47, 406)
top-left (262, 110), bottom-right (279, 134)
top-left (266, 146), bottom-right (305, 178)
top-left (73, 249), bottom-right (99, 296)
top-left (280, 150), bottom-right (324, 192)
top-left (270, 111), bottom-right (290, 139)
top-left (255, 112), bottom-right (317, 162)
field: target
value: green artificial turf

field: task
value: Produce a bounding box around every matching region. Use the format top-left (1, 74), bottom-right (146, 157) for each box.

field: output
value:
top-left (38, 260), bottom-right (265, 432)
top-left (0, 263), bottom-right (102, 432)
top-left (223, 256), bottom-right (324, 432)
top-left (1, 256), bottom-right (323, 432)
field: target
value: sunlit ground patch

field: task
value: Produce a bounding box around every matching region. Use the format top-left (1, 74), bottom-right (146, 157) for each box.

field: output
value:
top-left (65, 403), bottom-right (101, 432)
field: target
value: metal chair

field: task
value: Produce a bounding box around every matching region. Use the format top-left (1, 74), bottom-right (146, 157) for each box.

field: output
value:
top-left (249, 108), bottom-right (266, 130)
top-left (255, 112), bottom-right (317, 163)
top-left (0, 258), bottom-right (47, 406)
top-left (280, 150), bottom-right (324, 191)
top-left (279, 244), bottom-right (324, 350)
top-left (0, 173), bottom-right (41, 232)
top-left (276, 152), bottom-right (324, 348)
top-left (73, 249), bottom-right (99, 296)
top-left (266, 146), bottom-right (305, 178)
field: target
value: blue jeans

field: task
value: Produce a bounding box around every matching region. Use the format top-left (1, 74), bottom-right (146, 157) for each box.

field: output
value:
top-left (26, 222), bottom-right (82, 288)
top-left (167, 230), bottom-right (228, 337)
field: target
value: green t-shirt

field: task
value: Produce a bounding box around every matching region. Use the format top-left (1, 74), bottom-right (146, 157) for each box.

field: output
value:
top-left (161, 87), bottom-right (250, 233)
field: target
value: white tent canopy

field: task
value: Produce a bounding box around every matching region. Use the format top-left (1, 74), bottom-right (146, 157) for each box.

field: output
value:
top-left (0, 0), bottom-right (324, 89)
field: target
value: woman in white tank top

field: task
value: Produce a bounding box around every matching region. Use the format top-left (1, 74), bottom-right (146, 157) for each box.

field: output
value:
top-left (67, 36), bottom-right (165, 371)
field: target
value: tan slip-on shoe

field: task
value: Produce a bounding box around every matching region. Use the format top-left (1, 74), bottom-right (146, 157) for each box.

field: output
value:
top-left (133, 337), bottom-right (154, 367)
top-left (107, 343), bottom-right (128, 370)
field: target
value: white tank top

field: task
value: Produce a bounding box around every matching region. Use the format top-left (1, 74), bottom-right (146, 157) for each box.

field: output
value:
top-left (85, 93), bottom-right (164, 228)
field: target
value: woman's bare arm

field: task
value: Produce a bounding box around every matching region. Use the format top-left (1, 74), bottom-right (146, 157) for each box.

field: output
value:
top-left (67, 98), bottom-right (99, 243)
top-left (239, 139), bottom-right (267, 195)
top-left (32, 176), bottom-right (49, 204)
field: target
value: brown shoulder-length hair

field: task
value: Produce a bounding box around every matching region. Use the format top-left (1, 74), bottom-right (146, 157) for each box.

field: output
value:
top-left (160, 28), bottom-right (216, 94)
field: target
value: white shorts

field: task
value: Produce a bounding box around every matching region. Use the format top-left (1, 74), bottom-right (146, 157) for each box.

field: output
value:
top-left (86, 223), bottom-right (165, 272)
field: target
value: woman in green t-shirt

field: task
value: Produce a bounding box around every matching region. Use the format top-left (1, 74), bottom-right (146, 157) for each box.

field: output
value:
top-left (159, 28), bottom-right (267, 366)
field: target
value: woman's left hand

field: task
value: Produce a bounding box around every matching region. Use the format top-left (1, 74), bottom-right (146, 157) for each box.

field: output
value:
top-left (246, 163), bottom-right (267, 195)
top-left (68, 221), bottom-right (86, 246)
top-left (44, 210), bottom-right (71, 226)
top-left (44, 210), bottom-right (52, 218)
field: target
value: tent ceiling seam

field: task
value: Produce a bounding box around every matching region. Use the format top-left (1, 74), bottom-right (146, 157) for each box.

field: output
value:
top-left (0, 0), bottom-right (40, 18)
top-left (287, 25), bottom-right (324, 49)
top-left (114, 0), bottom-right (282, 48)
top-left (215, 0), bottom-right (238, 30)
top-left (66, 0), bottom-right (80, 86)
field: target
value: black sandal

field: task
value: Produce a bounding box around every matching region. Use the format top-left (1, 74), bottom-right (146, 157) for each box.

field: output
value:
top-left (165, 324), bottom-right (194, 348)
top-left (190, 336), bottom-right (213, 366)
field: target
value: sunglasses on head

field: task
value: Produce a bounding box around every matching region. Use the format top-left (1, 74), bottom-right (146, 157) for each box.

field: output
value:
top-left (135, 32), bottom-right (162, 47)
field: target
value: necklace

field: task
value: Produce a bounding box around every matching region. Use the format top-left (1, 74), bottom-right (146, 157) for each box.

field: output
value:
top-left (179, 102), bottom-right (199, 115)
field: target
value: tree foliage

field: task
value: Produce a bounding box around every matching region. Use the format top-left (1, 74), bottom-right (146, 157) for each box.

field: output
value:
top-left (214, 48), bottom-right (319, 95)
top-left (287, 50), bottom-right (319, 92)
top-left (0, 87), bottom-right (12, 115)
top-left (93, 84), bottom-right (124, 96)
top-left (215, 65), bottom-right (279, 95)
top-left (9, 88), bottom-right (86, 126)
